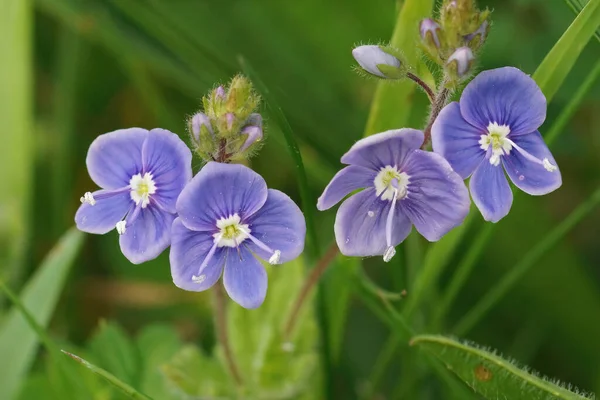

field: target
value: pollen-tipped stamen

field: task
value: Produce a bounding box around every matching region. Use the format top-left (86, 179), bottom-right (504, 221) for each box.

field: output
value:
top-left (238, 226), bottom-right (282, 265)
top-left (383, 179), bottom-right (400, 263)
top-left (505, 138), bottom-right (558, 172)
top-left (192, 233), bottom-right (222, 283)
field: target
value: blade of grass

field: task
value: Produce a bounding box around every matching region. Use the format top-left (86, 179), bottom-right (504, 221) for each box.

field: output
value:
top-left (0, 227), bottom-right (84, 400)
top-left (0, 0), bottom-right (33, 292)
top-left (454, 185), bottom-right (600, 335)
top-left (62, 351), bottom-right (152, 399)
top-left (533, 0), bottom-right (600, 100)
top-left (544, 59), bottom-right (600, 145)
top-left (563, 0), bottom-right (600, 41)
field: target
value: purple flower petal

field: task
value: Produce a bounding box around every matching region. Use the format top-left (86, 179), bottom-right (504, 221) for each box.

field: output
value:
top-left (86, 128), bottom-right (147, 189)
top-left (400, 150), bottom-right (470, 241)
top-left (341, 129), bottom-right (424, 170)
top-left (334, 188), bottom-right (412, 257)
top-left (176, 162), bottom-right (268, 232)
top-left (119, 206), bottom-right (176, 264)
top-left (431, 102), bottom-right (485, 178)
top-left (169, 218), bottom-right (226, 292)
top-left (223, 247), bottom-right (267, 309)
top-left (503, 131), bottom-right (562, 195)
top-left (470, 161), bottom-right (513, 222)
top-left (317, 165), bottom-right (376, 210)
top-left (246, 189), bottom-right (306, 263)
top-left (460, 67), bottom-right (546, 135)
top-left (142, 128), bottom-right (192, 213)
top-left (75, 189), bottom-right (130, 234)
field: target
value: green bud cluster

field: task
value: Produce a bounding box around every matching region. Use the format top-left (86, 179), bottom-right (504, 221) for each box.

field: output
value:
top-left (420, 0), bottom-right (490, 84)
top-left (188, 75), bottom-right (264, 162)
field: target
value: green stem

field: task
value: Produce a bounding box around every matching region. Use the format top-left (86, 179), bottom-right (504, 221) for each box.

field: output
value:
top-left (454, 185), bottom-right (600, 335)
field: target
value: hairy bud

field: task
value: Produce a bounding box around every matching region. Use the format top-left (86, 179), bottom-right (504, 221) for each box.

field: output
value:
top-left (446, 47), bottom-right (474, 79)
top-left (352, 45), bottom-right (406, 79)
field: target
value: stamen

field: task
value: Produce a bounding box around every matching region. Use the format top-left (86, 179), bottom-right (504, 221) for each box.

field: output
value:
top-left (383, 182), bottom-right (399, 262)
top-left (505, 138), bottom-right (558, 172)
top-left (192, 233), bottom-right (222, 283)
top-left (80, 192), bottom-right (96, 206)
top-left (238, 226), bottom-right (282, 265)
top-left (116, 221), bottom-right (127, 235)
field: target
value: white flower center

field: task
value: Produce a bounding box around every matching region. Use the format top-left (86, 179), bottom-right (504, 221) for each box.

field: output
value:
top-left (374, 166), bottom-right (410, 201)
top-left (214, 214), bottom-right (250, 248)
top-left (129, 172), bottom-right (156, 208)
top-left (479, 122), bottom-right (512, 166)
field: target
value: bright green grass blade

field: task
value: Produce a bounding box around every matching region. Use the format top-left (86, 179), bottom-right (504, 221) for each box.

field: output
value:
top-left (544, 59), bottom-right (600, 144)
top-left (240, 57), bottom-right (319, 259)
top-left (533, 0), bottom-right (600, 100)
top-left (363, 0), bottom-right (434, 136)
top-left (0, 228), bottom-right (84, 400)
top-left (411, 335), bottom-right (593, 399)
top-left (62, 351), bottom-right (153, 400)
top-left (454, 185), bottom-right (600, 335)
top-left (564, 0), bottom-right (600, 41)
top-left (0, 0), bottom-right (33, 289)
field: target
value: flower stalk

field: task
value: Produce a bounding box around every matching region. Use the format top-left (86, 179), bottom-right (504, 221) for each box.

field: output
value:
top-left (213, 284), bottom-right (243, 386)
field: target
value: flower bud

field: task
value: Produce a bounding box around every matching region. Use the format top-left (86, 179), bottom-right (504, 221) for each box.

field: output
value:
top-left (352, 45), bottom-right (405, 79)
top-left (446, 47), bottom-right (474, 79)
top-left (226, 113), bottom-right (235, 131)
top-left (420, 18), bottom-right (442, 48)
top-left (239, 113), bottom-right (263, 152)
top-left (215, 85), bottom-right (226, 100)
top-left (465, 20), bottom-right (489, 49)
top-left (189, 112), bottom-right (213, 144)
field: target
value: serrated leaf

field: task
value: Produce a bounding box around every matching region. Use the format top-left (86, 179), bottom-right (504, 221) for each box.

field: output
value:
top-left (411, 335), bottom-right (593, 400)
top-left (533, 0), bottom-right (600, 100)
top-left (0, 228), bottom-right (84, 400)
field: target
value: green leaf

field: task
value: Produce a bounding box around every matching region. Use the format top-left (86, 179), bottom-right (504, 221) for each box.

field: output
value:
top-left (0, 227), bottom-right (84, 400)
top-left (62, 351), bottom-right (153, 400)
top-left (533, 0), bottom-right (600, 100)
top-left (136, 325), bottom-right (183, 399)
top-left (0, 0), bottom-right (33, 290)
top-left (88, 321), bottom-right (140, 387)
top-left (564, 0), bottom-right (600, 41)
top-left (410, 335), bottom-right (593, 399)
top-left (363, 0), bottom-right (434, 136)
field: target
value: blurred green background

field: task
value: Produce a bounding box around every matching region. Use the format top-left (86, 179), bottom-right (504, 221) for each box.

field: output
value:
top-left (2, 0), bottom-right (599, 398)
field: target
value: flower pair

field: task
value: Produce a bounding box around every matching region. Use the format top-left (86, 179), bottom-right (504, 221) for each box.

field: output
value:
top-left (320, 67), bottom-right (561, 259)
top-left (75, 128), bottom-right (305, 308)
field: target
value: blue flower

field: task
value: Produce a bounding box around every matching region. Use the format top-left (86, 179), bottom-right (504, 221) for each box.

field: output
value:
top-left (317, 129), bottom-right (470, 262)
top-left (75, 128), bottom-right (192, 264)
top-left (432, 67), bottom-right (562, 222)
top-left (170, 162), bottom-right (306, 309)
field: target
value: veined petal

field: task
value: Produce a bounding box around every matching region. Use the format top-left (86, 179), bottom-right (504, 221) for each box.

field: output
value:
top-left (75, 189), bottom-right (130, 234)
top-left (246, 189), bottom-right (306, 263)
top-left (341, 129), bottom-right (424, 170)
top-left (176, 162), bottom-right (268, 232)
top-left (431, 102), bottom-right (485, 179)
top-left (470, 161), bottom-right (513, 222)
top-left (119, 206), bottom-right (175, 264)
top-left (503, 131), bottom-right (562, 195)
top-left (170, 218), bottom-right (226, 291)
top-left (460, 67), bottom-right (546, 135)
top-left (142, 128), bottom-right (192, 213)
top-left (86, 128), bottom-right (147, 189)
top-left (223, 247), bottom-right (267, 309)
top-left (334, 188), bottom-right (412, 257)
top-left (317, 165), bottom-right (376, 210)
top-left (400, 150), bottom-right (470, 241)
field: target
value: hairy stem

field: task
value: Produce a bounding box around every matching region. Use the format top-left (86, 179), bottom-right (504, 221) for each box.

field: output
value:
top-left (406, 72), bottom-right (435, 103)
top-left (283, 242), bottom-right (339, 339)
top-left (213, 284), bottom-right (243, 386)
top-left (422, 85), bottom-right (451, 148)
